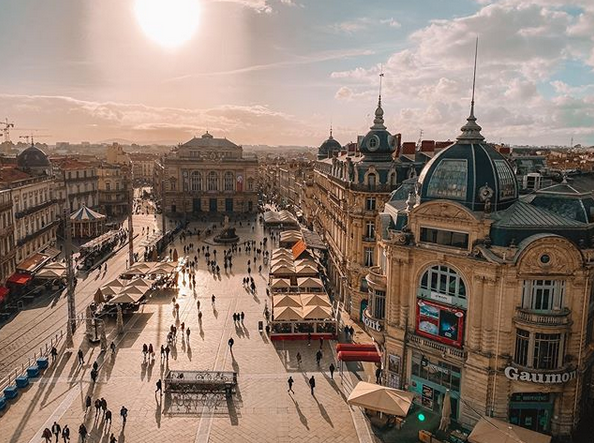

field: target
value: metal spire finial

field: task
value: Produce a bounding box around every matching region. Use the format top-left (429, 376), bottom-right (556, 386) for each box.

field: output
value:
top-left (457, 36), bottom-right (484, 143)
top-left (371, 70), bottom-right (386, 130)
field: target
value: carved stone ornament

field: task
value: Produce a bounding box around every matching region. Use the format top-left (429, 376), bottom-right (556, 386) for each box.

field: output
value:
top-left (518, 238), bottom-right (582, 275)
top-left (394, 231), bottom-right (409, 245)
top-left (413, 201), bottom-right (476, 223)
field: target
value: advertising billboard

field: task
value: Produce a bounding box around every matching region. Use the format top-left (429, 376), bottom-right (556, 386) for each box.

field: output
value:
top-left (416, 299), bottom-right (465, 348)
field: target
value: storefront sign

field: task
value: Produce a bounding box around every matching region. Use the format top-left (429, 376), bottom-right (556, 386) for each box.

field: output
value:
top-left (416, 299), bottom-right (465, 348)
top-left (388, 354), bottom-right (401, 373)
top-left (429, 291), bottom-right (453, 304)
top-left (421, 384), bottom-right (434, 408)
top-left (362, 310), bottom-right (382, 332)
top-left (504, 366), bottom-right (577, 384)
top-left (421, 356), bottom-right (451, 376)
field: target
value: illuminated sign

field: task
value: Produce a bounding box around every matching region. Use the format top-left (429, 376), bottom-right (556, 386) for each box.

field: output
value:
top-left (416, 299), bottom-right (465, 348)
top-left (504, 366), bottom-right (577, 384)
top-left (362, 310), bottom-right (382, 332)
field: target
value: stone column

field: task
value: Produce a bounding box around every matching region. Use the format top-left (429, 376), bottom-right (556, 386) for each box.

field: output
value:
top-left (468, 276), bottom-right (484, 351)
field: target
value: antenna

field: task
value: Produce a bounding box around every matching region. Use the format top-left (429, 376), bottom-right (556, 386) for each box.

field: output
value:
top-left (471, 37), bottom-right (478, 116)
top-left (1, 118), bottom-right (14, 143)
top-left (379, 67), bottom-right (384, 105)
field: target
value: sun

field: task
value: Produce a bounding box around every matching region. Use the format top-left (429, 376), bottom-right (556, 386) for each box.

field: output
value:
top-left (135, 0), bottom-right (201, 48)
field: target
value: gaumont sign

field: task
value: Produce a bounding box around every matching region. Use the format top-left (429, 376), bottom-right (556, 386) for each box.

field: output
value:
top-left (362, 311), bottom-right (382, 332)
top-left (504, 366), bottom-right (577, 384)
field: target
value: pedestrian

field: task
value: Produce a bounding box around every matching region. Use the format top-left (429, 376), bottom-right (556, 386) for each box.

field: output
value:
top-left (101, 397), bottom-right (107, 416)
top-left (309, 375), bottom-right (316, 395)
top-left (78, 424), bottom-right (87, 443)
top-left (85, 395), bottom-right (91, 413)
top-left (296, 352), bottom-right (302, 366)
top-left (61, 425), bottom-right (70, 442)
top-left (228, 337), bottom-right (234, 351)
top-left (240, 312), bottom-right (245, 322)
top-left (155, 378), bottom-right (162, 395)
top-left (110, 341), bottom-right (116, 354)
top-left (197, 300), bottom-right (201, 310)
top-left (165, 345), bottom-right (170, 360)
top-left (50, 346), bottom-right (58, 362)
top-left (181, 322), bottom-right (185, 332)
top-left (211, 294), bottom-right (216, 304)
top-left (105, 409), bottom-right (112, 424)
top-left (287, 376), bottom-right (294, 394)
top-left (186, 327), bottom-right (190, 339)
top-left (160, 345), bottom-right (165, 359)
top-left (42, 427), bottom-right (52, 443)
top-left (92, 361), bottom-right (98, 372)
top-left (233, 313), bottom-right (237, 322)
top-left (319, 337), bottom-right (324, 349)
top-left (110, 433), bottom-right (117, 443)
top-left (316, 350), bottom-right (322, 366)
top-left (51, 421), bottom-right (61, 442)
top-left (142, 343), bottom-right (148, 360)
top-left (95, 398), bottom-right (101, 416)
top-left (375, 367), bottom-right (382, 384)
top-left (198, 311), bottom-right (202, 321)
top-left (329, 363), bottom-right (335, 379)
top-left (77, 349), bottom-right (84, 365)
top-left (90, 369), bottom-right (98, 383)
top-left (120, 405), bottom-right (128, 424)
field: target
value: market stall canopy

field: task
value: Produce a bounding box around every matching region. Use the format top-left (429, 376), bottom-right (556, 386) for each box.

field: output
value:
top-left (70, 205), bottom-right (106, 221)
top-left (109, 293), bottom-right (139, 304)
top-left (302, 305), bottom-right (332, 319)
top-left (301, 293), bottom-right (332, 307)
top-left (36, 262), bottom-right (67, 279)
top-left (297, 277), bottom-right (324, 290)
top-left (125, 262), bottom-right (154, 276)
top-left (270, 258), bottom-right (294, 269)
top-left (150, 261), bottom-right (178, 274)
top-left (468, 418), bottom-right (552, 443)
top-left (104, 278), bottom-right (127, 289)
top-left (294, 258), bottom-right (316, 268)
top-left (271, 264), bottom-right (296, 276)
top-left (295, 264), bottom-right (318, 276)
top-left (270, 278), bottom-right (292, 290)
top-left (273, 294), bottom-right (302, 308)
top-left (347, 382), bottom-right (415, 417)
top-left (274, 306), bottom-right (303, 321)
top-left (300, 229), bottom-right (327, 251)
top-left (280, 230), bottom-right (302, 242)
top-left (272, 248), bottom-right (293, 259)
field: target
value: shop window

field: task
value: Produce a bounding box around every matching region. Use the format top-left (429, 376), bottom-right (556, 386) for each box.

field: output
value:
top-left (513, 328), bottom-right (564, 370)
top-left (521, 280), bottom-right (565, 312)
top-left (419, 265), bottom-right (467, 305)
top-left (420, 227), bottom-right (469, 249)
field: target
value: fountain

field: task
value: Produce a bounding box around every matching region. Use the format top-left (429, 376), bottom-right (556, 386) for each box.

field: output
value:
top-left (214, 216), bottom-right (239, 244)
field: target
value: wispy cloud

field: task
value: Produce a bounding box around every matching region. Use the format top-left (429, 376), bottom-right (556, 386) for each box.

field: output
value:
top-left (332, 17), bottom-right (401, 34)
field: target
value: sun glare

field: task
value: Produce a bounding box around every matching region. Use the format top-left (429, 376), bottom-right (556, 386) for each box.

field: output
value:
top-left (135, 0), bottom-right (200, 48)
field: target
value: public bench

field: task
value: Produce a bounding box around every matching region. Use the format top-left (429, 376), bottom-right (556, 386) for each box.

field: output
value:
top-left (164, 370), bottom-right (237, 398)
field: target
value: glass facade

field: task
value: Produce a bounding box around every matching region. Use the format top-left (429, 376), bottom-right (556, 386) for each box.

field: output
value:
top-left (420, 227), bottom-right (469, 249)
top-left (426, 159), bottom-right (467, 199)
top-left (513, 328), bottom-right (565, 370)
top-left (494, 160), bottom-right (517, 199)
top-left (419, 265), bottom-right (467, 307)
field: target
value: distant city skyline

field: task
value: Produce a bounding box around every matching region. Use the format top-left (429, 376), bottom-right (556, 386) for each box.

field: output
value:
top-left (1, 0), bottom-right (594, 146)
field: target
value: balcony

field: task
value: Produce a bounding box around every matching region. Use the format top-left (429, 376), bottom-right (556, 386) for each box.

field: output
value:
top-left (17, 220), bottom-right (60, 247)
top-left (15, 200), bottom-right (56, 219)
top-left (407, 333), bottom-right (467, 360)
top-left (0, 199), bottom-right (12, 212)
top-left (366, 266), bottom-right (386, 290)
top-left (514, 308), bottom-right (571, 327)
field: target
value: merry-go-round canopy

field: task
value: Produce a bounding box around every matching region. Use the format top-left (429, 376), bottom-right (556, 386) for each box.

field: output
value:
top-left (70, 205), bottom-right (106, 221)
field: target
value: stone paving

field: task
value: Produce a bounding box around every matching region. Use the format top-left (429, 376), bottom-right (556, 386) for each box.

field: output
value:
top-left (0, 217), bottom-right (379, 443)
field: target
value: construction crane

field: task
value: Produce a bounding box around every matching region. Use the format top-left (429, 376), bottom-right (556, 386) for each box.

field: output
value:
top-left (2, 118), bottom-right (14, 142)
top-left (19, 133), bottom-right (52, 146)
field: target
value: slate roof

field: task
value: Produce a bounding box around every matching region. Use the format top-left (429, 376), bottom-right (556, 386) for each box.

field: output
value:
top-left (491, 200), bottom-right (585, 228)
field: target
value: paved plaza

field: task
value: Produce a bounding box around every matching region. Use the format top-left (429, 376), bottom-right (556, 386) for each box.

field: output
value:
top-left (0, 216), bottom-right (379, 443)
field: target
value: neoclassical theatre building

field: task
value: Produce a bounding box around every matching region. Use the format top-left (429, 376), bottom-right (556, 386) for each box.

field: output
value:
top-left (161, 132), bottom-right (258, 215)
top-left (365, 105), bottom-right (594, 439)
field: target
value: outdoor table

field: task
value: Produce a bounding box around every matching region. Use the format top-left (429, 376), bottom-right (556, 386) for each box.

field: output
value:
top-left (15, 376), bottom-right (29, 388)
top-left (3, 386), bottom-right (17, 399)
top-left (37, 357), bottom-right (49, 369)
top-left (27, 366), bottom-right (40, 378)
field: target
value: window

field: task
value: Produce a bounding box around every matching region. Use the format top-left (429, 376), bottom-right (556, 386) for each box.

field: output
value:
top-left (372, 290), bottom-right (386, 320)
top-left (521, 280), bottom-right (565, 312)
top-left (389, 172), bottom-right (397, 187)
top-left (208, 172), bottom-right (218, 191)
top-left (106, 182), bottom-right (111, 191)
top-left (514, 329), bottom-right (564, 370)
top-left (247, 178), bottom-right (254, 191)
top-left (420, 227), bottom-right (469, 249)
top-left (367, 173), bottom-right (377, 189)
top-left (366, 197), bottom-right (376, 211)
top-left (365, 221), bottom-right (375, 240)
top-left (419, 265), bottom-right (467, 306)
top-left (364, 247), bottom-right (374, 267)
top-left (191, 172), bottom-right (202, 191)
top-left (426, 159), bottom-right (467, 199)
top-left (494, 160), bottom-right (517, 199)
top-left (224, 172), bottom-right (234, 191)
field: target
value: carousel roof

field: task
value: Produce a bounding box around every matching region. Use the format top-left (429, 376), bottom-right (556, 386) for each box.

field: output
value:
top-left (70, 205), bottom-right (106, 221)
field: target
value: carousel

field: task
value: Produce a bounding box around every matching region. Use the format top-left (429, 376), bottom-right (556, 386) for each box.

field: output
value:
top-left (70, 205), bottom-right (106, 239)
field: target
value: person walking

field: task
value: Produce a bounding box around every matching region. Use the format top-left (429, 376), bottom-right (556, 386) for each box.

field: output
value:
top-left (165, 345), bottom-right (170, 361)
top-left (110, 341), bottom-right (116, 354)
top-left (160, 345), bottom-right (165, 359)
top-left (109, 433), bottom-right (117, 443)
top-left (78, 424), bottom-right (87, 443)
top-left (228, 338), bottom-right (234, 352)
top-left (240, 312), bottom-right (245, 322)
top-left (197, 300), bottom-right (201, 310)
top-left (142, 343), bottom-right (148, 361)
top-left (329, 363), bottom-right (335, 379)
top-left (42, 427), bottom-right (52, 443)
top-left (198, 310), bottom-right (202, 321)
top-left (85, 395), bottom-right (91, 413)
top-left (319, 337), bottom-right (324, 349)
top-left (296, 352), bottom-right (302, 367)
top-left (61, 425), bottom-right (70, 442)
top-left (375, 367), bottom-right (382, 384)
top-left (287, 376), bottom-right (294, 394)
top-left (309, 375), bottom-right (316, 396)
top-left (316, 350), bottom-right (322, 366)
top-left (50, 346), bottom-right (58, 362)
top-left (90, 369), bottom-right (98, 383)
top-left (101, 398), bottom-right (107, 417)
top-left (211, 294), bottom-right (216, 304)
top-left (105, 409), bottom-right (112, 425)
top-left (51, 421), bottom-right (61, 442)
top-left (94, 398), bottom-right (101, 416)
top-left (77, 349), bottom-right (84, 366)
top-left (120, 405), bottom-right (128, 425)
top-left (186, 327), bottom-right (190, 339)
top-left (148, 343), bottom-right (154, 360)
top-left (233, 313), bottom-right (237, 322)
top-left (155, 378), bottom-right (162, 395)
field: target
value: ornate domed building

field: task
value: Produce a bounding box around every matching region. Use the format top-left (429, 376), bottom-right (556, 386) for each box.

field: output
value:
top-left (16, 144), bottom-right (51, 176)
top-left (317, 129), bottom-right (342, 160)
top-left (367, 99), bottom-right (594, 440)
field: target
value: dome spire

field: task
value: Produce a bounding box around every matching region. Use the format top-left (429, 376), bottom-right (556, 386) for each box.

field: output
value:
top-left (371, 71), bottom-right (386, 130)
top-left (457, 37), bottom-right (484, 143)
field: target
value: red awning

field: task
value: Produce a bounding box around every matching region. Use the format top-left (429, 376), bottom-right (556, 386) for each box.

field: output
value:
top-left (0, 286), bottom-right (9, 302)
top-left (338, 351), bottom-right (381, 363)
top-left (8, 273), bottom-right (33, 285)
top-left (336, 343), bottom-right (378, 353)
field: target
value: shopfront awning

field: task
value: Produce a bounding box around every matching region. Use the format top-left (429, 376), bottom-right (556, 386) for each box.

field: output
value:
top-left (8, 273), bottom-right (33, 285)
top-left (468, 417), bottom-right (552, 443)
top-left (17, 253), bottom-right (50, 273)
top-left (337, 350), bottom-right (381, 363)
top-left (347, 381), bottom-right (415, 417)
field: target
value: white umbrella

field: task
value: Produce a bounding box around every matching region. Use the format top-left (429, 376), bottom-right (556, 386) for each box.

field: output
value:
top-left (439, 389), bottom-right (451, 431)
top-left (347, 381), bottom-right (415, 417)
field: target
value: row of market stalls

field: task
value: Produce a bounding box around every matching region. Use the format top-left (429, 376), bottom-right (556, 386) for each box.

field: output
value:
top-left (262, 210), bottom-right (299, 228)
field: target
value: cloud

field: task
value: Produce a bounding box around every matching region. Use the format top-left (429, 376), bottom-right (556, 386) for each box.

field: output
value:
top-left (330, 1), bottom-right (594, 145)
top-left (332, 17), bottom-right (401, 34)
top-left (0, 94), bottom-right (325, 145)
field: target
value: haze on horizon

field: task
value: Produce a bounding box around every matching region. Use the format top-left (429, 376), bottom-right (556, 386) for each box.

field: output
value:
top-left (1, 0), bottom-right (594, 147)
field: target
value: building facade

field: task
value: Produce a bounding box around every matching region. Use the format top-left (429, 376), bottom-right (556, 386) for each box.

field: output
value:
top-left (98, 163), bottom-right (130, 217)
top-left (0, 189), bottom-right (16, 285)
top-left (367, 105), bottom-right (594, 439)
top-left (51, 158), bottom-right (99, 215)
top-left (160, 132), bottom-right (258, 215)
top-left (129, 152), bottom-right (158, 185)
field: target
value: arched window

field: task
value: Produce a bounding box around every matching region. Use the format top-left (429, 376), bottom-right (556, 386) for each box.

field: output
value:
top-left (367, 173), bottom-right (377, 189)
top-left (191, 172), bottom-right (202, 191)
top-left (207, 171), bottom-right (218, 191)
top-left (224, 172), bottom-right (234, 191)
top-left (419, 265), bottom-right (467, 307)
top-left (389, 171), bottom-right (397, 186)
top-left (247, 178), bottom-right (254, 191)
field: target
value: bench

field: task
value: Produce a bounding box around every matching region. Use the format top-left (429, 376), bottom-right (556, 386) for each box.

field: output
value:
top-left (3, 386), bottom-right (17, 399)
top-left (37, 357), bottom-right (49, 370)
top-left (15, 376), bottom-right (29, 389)
top-left (27, 366), bottom-right (40, 378)
top-left (164, 370), bottom-right (238, 398)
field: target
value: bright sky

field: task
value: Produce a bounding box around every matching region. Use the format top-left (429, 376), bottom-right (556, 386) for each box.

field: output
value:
top-left (1, 0), bottom-right (594, 146)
